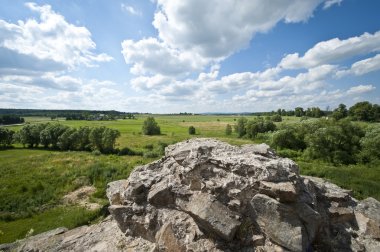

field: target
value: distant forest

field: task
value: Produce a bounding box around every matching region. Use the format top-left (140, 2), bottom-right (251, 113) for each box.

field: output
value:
top-left (0, 109), bottom-right (137, 122)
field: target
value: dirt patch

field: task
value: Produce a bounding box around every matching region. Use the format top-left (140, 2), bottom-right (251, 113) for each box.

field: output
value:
top-left (62, 186), bottom-right (101, 211)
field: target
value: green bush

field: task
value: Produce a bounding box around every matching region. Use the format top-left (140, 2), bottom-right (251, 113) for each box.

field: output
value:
top-left (118, 147), bottom-right (142, 156)
top-left (225, 124), bottom-right (232, 135)
top-left (188, 126), bottom-right (196, 135)
top-left (142, 117), bottom-right (161, 135)
top-left (359, 125), bottom-right (380, 163)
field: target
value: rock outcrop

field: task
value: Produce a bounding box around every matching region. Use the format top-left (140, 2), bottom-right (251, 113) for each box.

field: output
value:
top-left (2, 138), bottom-right (379, 251)
top-left (105, 138), bottom-right (380, 251)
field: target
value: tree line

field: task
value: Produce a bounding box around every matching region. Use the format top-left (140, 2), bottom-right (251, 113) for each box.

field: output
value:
top-left (0, 115), bottom-right (24, 125)
top-left (0, 123), bottom-right (120, 154)
top-left (276, 101), bottom-right (379, 122)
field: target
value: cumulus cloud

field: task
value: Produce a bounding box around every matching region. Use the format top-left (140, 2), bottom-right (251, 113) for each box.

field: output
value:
top-left (0, 3), bottom-right (119, 110)
top-left (121, 38), bottom-right (207, 76)
top-left (0, 2), bottom-right (112, 70)
top-left (346, 85), bottom-right (376, 95)
top-left (280, 31), bottom-right (380, 69)
top-left (336, 54), bottom-right (380, 77)
top-left (131, 74), bottom-right (173, 91)
top-left (122, 0), bottom-right (330, 77)
top-left (153, 0), bottom-right (324, 59)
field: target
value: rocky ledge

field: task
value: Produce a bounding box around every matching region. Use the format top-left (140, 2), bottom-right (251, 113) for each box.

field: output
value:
top-left (2, 138), bottom-right (379, 251)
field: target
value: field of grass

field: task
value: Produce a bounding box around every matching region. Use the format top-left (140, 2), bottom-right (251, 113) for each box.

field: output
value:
top-left (1, 115), bottom-right (379, 244)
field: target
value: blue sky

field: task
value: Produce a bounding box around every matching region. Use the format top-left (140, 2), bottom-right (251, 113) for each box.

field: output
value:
top-left (0, 0), bottom-right (379, 113)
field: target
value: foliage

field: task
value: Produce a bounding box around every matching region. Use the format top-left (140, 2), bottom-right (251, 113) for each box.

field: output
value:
top-left (331, 104), bottom-right (348, 120)
top-left (359, 125), bottom-right (380, 163)
top-left (0, 115), bottom-right (24, 125)
top-left (305, 107), bottom-right (324, 118)
top-left (225, 124), bottom-right (232, 135)
top-left (271, 114), bottom-right (282, 122)
top-left (188, 126), bottom-right (196, 135)
top-left (349, 101), bottom-right (380, 122)
top-left (295, 107), bottom-right (304, 117)
top-left (303, 119), bottom-right (364, 164)
top-left (15, 123), bottom-right (120, 154)
top-left (271, 127), bottom-right (305, 150)
top-left (0, 128), bottom-right (14, 147)
top-left (234, 117), bottom-right (248, 137)
top-left (118, 147), bottom-right (142, 156)
top-left (246, 117), bottom-right (276, 138)
top-left (142, 117), bottom-right (161, 135)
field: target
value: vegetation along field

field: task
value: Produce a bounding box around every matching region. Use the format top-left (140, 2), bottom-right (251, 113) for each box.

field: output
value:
top-left (0, 102), bottom-right (380, 244)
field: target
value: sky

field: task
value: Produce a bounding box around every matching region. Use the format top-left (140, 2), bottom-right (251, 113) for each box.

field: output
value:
top-left (0, 0), bottom-right (379, 113)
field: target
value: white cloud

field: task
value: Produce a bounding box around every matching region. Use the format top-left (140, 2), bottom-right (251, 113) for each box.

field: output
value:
top-left (337, 54), bottom-right (380, 77)
top-left (121, 4), bottom-right (142, 16)
top-left (121, 38), bottom-right (207, 76)
top-left (0, 3), bottom-right (120, 110)
top-left (0, 2), bottom-right (112, 70)
top-left (280, 31), bottom-right (380, 69)
top-left (122, 0), bottom-right (333, 77)
top-left (346, 85), bottom-right (376, 95)
top-left (323, 0), bottom-right (343, 9)
top-left (131, 74), bottom-right (173, 91)
top-left (153, 0), bottom-right (324, 59)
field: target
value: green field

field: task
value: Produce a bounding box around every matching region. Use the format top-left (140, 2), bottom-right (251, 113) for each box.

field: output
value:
top-left (0, 115), bottom-right (379, 244)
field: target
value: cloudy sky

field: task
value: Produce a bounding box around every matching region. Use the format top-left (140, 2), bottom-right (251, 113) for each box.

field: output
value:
top-left (0, 0), bottom-right (379, 113)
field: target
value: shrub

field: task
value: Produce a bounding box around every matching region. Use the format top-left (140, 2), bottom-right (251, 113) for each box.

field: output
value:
top-left (144, 144), bottom-right (154, 150)
top-left (142, 117), bottom-right (161, 135)
top-left (118, 147), bottom-right (142, 156)
top-left (235, 117), bottom-right (248, 137)
top-left (359, 125), bottom-right (380, 163)
top-left (225, 124), bottom-right (232, 135)
top-left (188, 126), bottom-right (196, 135)
top-left (271, 114), bottom-right (282, 122)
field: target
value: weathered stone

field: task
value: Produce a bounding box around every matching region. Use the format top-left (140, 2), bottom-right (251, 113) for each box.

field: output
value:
top-left (355, 197), bottom-right (380, 239)
top-left (183, 192), bottom-right (241, 241)
top-left (0, 217), bottom-right (152, 252)
top-left (155, 223), bottom-right (185, 252)
top-left (147, 179), bottom-right (174, 207)
top-left (106, 180), bottom-right (128, 205)
top-left (258, 181), bottom-right (298, 202)
top-left (250, 193), bottom-right (311, 252)
top-left (252, 234), bottom-right (265, 246)
top-left (328, 202), bottom-right (355, 223)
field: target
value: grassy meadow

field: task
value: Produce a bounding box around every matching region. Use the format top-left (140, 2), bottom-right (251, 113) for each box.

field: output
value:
top-left (1, 114), bottom-right (379, 243)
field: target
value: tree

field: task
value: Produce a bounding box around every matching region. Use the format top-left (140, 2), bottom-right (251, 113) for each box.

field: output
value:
top-left (188, 126), bottom-right (196, 135)
top-left (271, 127), bottom-right (305, 150)
top-left (331, 104), bottom-right (348, 120)
top-left (294, 107), bottom-right (304, 117)
top-left (225, 124), bottom-right (232, 135)
top-left (101, 127), bottom-right (121, 153)
top-left (0, 128), bottom-right (14, 147)
top-left (271, 114), bottom-right (282, 122)
top-left (18, 124), bottom-right (45, 148)
top-left (142, 117), bottom-right (161, 135)
top-left (304, 119), bottom-right (364, 164)
top-left (89, 126), bottom-right (106, 151)
top-left (349, 101), bottom-right (373, 121)
top-left (235, 117), bottom-right (248, 137)
top-left (57, 128), bottom-right (79, 150)
top-left (359, 125), bottom-right (380, 163)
